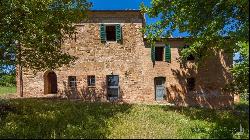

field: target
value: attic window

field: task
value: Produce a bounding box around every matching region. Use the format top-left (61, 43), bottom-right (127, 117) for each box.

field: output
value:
top-left (106, 25), bottom-right (116, 41)
top-left (155, 47), bottom-right (164, 61)
top-left (100, 24), bottom-right (122, 42)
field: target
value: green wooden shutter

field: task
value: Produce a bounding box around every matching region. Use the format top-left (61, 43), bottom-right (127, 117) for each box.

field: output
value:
top-left (151, 46), bottom-right (155, 62)
top-left (165, 45), bottom-right (171, 63)
top-left (100, 24), bottom-right (106, 42)
top-left (115, 24), bottom-right (121, 41)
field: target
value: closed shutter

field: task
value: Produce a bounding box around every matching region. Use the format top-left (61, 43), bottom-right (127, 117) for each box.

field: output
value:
top-left (100, 24), bottom-right (106, 42)
top-left (151, 46), bottom-right (155, 62)
top-left (165, 45), bottom-right (171, 63)
top-left (115, 24), bottom-right (121, 41)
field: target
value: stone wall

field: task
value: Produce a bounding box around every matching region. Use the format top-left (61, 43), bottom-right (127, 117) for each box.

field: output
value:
top-left (16, 10), bottom-right (234, 108)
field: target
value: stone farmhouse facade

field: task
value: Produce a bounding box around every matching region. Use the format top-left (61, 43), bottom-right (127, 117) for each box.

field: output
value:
top-left (16, 10), bottom-right (235, 108)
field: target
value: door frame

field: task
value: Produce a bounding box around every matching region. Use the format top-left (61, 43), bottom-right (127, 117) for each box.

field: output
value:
top-left (154, 77), bottom-right (166, 101)
top-left (44, 71), bottom-right (58, 94)
top-left (106, 75), bottom-right (119, 100)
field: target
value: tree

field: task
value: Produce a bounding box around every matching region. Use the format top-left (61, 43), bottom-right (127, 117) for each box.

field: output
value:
top-left (0, 65), bottom-right (16, 87)
top-left (228, 42), bottom-right (249, 99)
top-left (141, 0), bottom-right (249, 96)
top-left (0, 0), bottom-right (91, 71)
top-left (0, 0), bottom-right (91, 97)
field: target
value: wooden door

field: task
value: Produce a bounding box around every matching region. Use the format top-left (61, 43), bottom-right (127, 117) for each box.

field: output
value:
top-left (48, 72), bottom-right (57, 94)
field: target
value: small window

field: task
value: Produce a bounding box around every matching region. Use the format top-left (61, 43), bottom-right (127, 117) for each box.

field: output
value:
top-left (106, 25), bottom-right (116, 41)
top-left (187, 54), bottom-right (195, 61)
top-left (183, 44), bottom-right (189, 49)
top-left (183, 45), bottom-right (195, 61)
top-left (187, 78), bottom-right (195, 91)
top-left (68, 76), bottom-right (77, 89)
top-left (87, 75), bottom-right (95, 87)
top-left (155, 47), bottom-right (164, 61)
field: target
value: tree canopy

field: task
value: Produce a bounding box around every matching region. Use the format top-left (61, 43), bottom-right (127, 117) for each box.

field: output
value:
top-left (0, 0), bottom-right (91, 71)
top-left (141, 0), bottom-right (248, 57)
top-left (141, 0), bottom-right (249, 96)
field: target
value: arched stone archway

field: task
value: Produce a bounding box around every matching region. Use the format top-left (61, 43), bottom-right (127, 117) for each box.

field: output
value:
top-left (44, 71), bottom-right (58, 94)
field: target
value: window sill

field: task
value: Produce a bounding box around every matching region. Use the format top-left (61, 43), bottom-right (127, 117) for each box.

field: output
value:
top-left (68, 87), bottom-right (77, 90)
top-left (105, 41), bottom-right (118, 44)
top-left (154, 61), bottom-right (171, 64)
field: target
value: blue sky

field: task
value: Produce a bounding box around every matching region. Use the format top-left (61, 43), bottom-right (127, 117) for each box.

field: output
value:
top-left (89, 0), bottom-right (150, 10)
top-left (89, 0), bottom-right (189, 37)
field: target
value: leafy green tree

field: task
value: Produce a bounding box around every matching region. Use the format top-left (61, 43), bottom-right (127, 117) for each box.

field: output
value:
top-left (0, 74), bottom-right (16, 87)
top-left (0, 65), bottom-right (16, 87)
top-left (228, 42), bottom-right (249, 99)
top-left (141, 0), bottom-right (249, 96)
top-left (0, 0), bottom-right (91, 71)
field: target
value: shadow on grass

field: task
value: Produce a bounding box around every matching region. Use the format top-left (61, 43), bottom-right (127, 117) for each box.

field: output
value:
top-left (161, 105), bottom-right (249, 139)
top-left (0, 98), bottom-right (132, 139)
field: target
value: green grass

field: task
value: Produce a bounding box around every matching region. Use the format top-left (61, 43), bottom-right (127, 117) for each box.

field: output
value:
top-left (0, 86), bottom-right (16, 95)
top-left (0, 99), bottom-right (249, 139)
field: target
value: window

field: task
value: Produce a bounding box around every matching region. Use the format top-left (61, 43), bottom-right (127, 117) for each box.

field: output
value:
top-left (151, 45), bottom-right (171, 63)
top-left (106, 26), bottom-right (116, 41)
top-left (187, 54), bottom-right (195, 61)
top-left (183, 45), bottom-right (195, 61)
top-left (187, 77), bottom-right (195, 91)
top-left (107, 75), bottom-right (119, 99)
top-left (100, 24), bottom-right (122, 42)
top-left (68, 76), bottom-right (77, 89)
top-left (87, 75), bottom-right (95, 86)
top-left (155, 47), bottom-right (164, 61)
top-left (183, 44), bottom-right (189, 49)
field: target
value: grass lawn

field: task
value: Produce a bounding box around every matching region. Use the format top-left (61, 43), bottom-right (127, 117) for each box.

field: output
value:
top-left (0, 86), bottom-right (16, 95)
top-left (0, 99), bottom-right (249, 139)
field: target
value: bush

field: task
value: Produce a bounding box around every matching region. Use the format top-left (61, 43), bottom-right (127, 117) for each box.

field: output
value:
top-left (0, 74), bottom-right (16, 87)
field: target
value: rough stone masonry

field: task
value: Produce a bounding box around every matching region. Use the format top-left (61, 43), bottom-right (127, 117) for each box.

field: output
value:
top-left (16, 10), bottom-right (236, 108)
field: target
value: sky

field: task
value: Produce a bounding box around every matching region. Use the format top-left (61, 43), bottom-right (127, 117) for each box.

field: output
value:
top-left (88, 0), bottom-right (189, 37)
top-left (89, 0), bottom-right (150, 10)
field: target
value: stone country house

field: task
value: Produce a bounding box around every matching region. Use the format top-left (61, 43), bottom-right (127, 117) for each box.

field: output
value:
top-left (16, 10), bottom-right (236, 108)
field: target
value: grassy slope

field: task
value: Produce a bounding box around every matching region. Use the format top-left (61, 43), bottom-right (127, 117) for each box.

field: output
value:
top-left (0, 86), bottom-right (16, 95)
top-left (0, 99), bottom-right (249, 139)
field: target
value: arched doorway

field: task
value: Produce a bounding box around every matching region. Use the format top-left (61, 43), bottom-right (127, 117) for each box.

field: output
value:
top-left (44, 71), bottom-right (58, 94)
